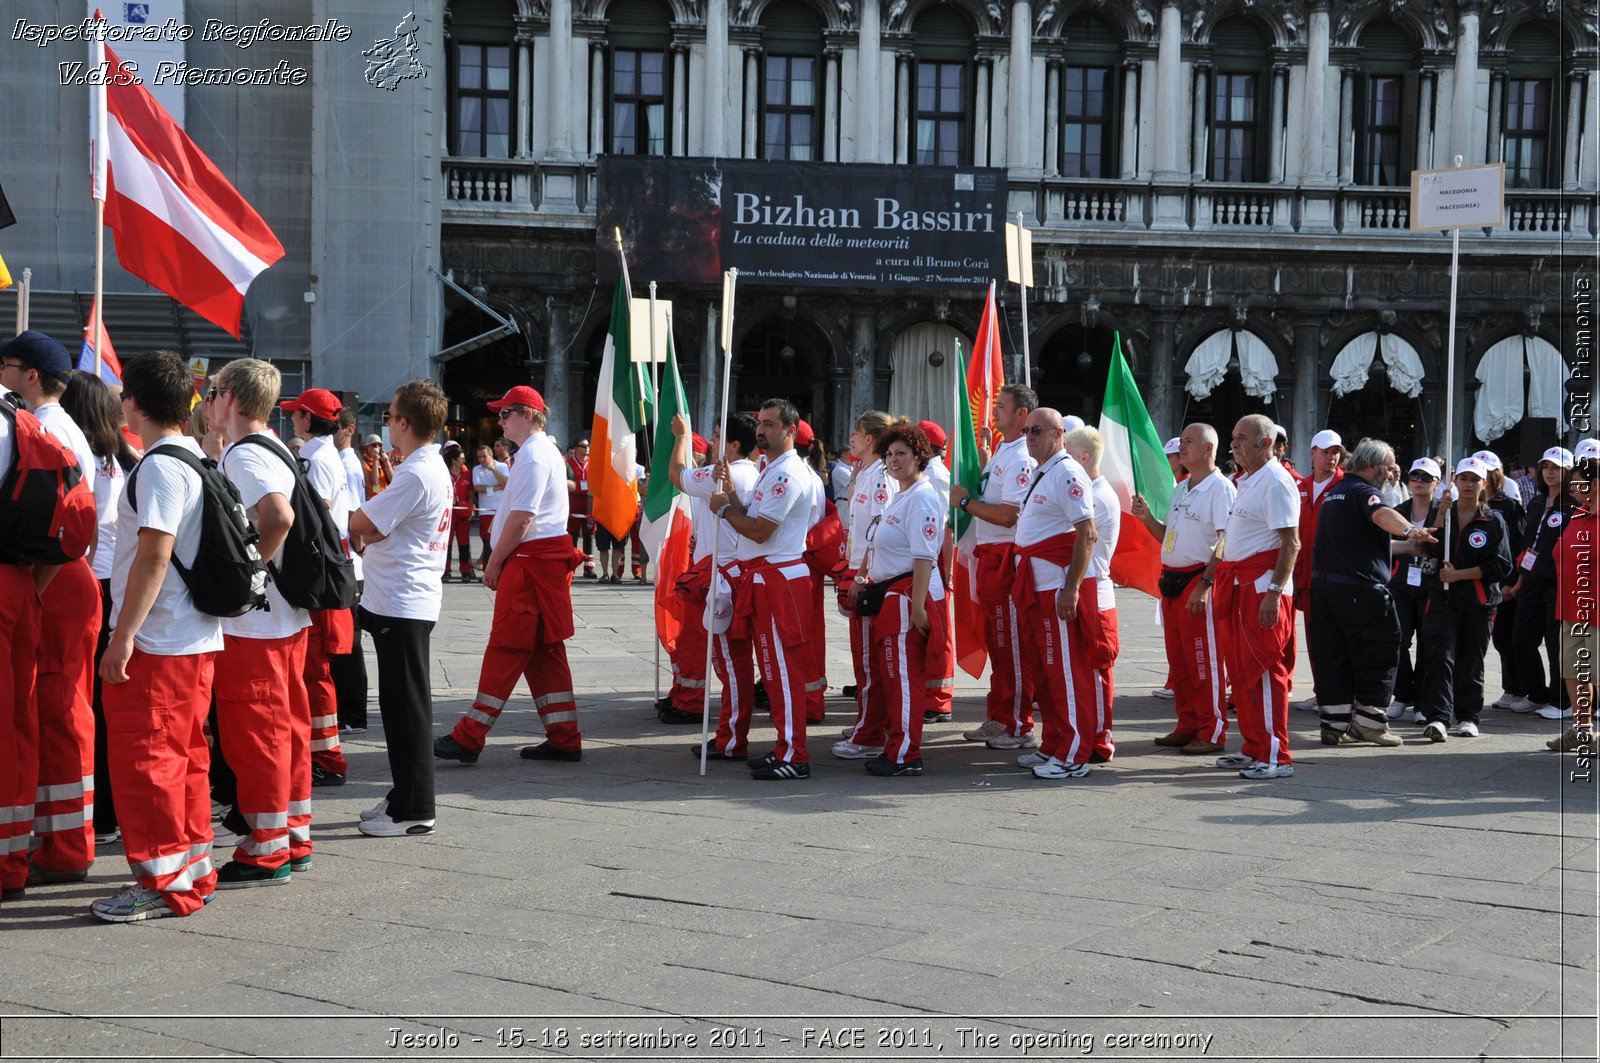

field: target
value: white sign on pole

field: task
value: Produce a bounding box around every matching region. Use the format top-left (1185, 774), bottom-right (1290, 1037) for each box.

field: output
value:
top-left (1410, 163), bottom-right (1506, 232)
top-left (87, 0), bottom-right (187, 127)
top-left (628, 297), bottom-right (671, 362)
top-left (1005, 221), bottom-right (1034, 287)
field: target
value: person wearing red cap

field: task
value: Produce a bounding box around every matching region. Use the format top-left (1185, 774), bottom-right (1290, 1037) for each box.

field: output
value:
top-left (1291, 429), bottom-right (1344, 710)
top-left (835, 412), bottom-right (898, 759)
top-left (795, 418), bottom-right (838, 723)
top-left (282, 387), bottom-right (359, 788)
top-left (437, 385), bottom-right (586, 766)
top-left (913, 419), bottom-right (956, 723)
top-left (655, 428), bottom-right (715, 723)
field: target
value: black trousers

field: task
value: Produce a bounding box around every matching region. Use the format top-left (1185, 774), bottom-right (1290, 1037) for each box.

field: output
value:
top-left (1510, 581), bottom-right (1551, 705)
top-left (1418, 600), bottom-right (1493, 725)
top-left (1492, 594), bottom-right (1523, 696)
top-left (331, 595), bottom-right (369, 729)
top-left (1309, 578), bottom-right (1400, 731)
top-left (90, 579), bottom-right (118, 833)
top-left (1393, 588), bottom-right (1428, 706)
top-left (358, 607), bottom-right (436, 822)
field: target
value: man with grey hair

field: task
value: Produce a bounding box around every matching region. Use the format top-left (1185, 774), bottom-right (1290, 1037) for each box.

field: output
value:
top-left (1307, 438), bottom-right (1436, 746)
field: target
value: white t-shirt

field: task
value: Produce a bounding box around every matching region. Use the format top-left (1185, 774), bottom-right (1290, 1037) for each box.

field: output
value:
top-left (739, 448), bottom-right (816, 563)
top-left (1162, 469), bottom-right (1236, 568)
top-left (0, 405), bottom-right (11, 488)
top-left (1223, 458), bottom-right (1301, 567)
top-left (847, 458), bottom-right (896, 568)
top-left (492, 431), bottom-right (568, 547)
top-left (1088, 475), bottom-right (1121, 611)
top-left (338, 445), bottom-right (366, 580)
top-left (111, 436), bottom-right (223, 656)
top-left (925, 455), bottom-right (951, 501)
top-left (34, 402), bottom-right (97, 496)
top-left (90, 455), bottom-right (126, 580)
top-left (680, 458), bottom-right (758, 561)
top-left (1014, 451), bottom-right (1095, 592)
top-left (357, 443), bottom-right (451, 622)
top-left (866, 476), bottom-right (946, 599)
top-left (219, 432), bottom-right (312, 641)
top-left (300, 433), bottom-right (356, 579)
top-left (830, 460), bottom-right (851, 504)
top-left (473, 461), bottom-right (510, 514)
top-left (804, 463), bottom-right (826, 528)
top-left (976, 436), bottom-right (1036, 545)
top-left (1311, 474), bottom-right (1336, 504)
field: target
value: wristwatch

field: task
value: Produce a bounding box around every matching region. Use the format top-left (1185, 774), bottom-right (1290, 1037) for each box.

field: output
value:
top-left (716, 502), bottom-right (733, 519)
top-left (1199, 575), bottom-right (1214, 587)
top-left (958, 496), bottom-right (970, 510)
top-left (1267, 581), bottom-right (1284, 594)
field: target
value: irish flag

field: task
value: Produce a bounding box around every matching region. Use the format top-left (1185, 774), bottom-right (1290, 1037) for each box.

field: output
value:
top-left (590, 280), bottom-right (651, 538)
top-left (950, 339), bottom-right (989, 678)
top-left (640, 332), bottom-right (693, 653)
top-left (1099, 332), bottom-right (1172, 598)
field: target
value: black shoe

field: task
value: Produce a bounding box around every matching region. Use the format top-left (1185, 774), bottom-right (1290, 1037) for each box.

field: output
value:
top-left (310, 764), bottom-right (347, 787)
top-left (841, 684), bottom-right (859, 700)
top-left (2, 886), bottom-right (24, 901)
top-left (520, 741), bottom-right (582, 762)
top-left (865, 756), bottom-right (923, 777)
top-left (746, 750), bottom-right (776, 769)
top-left (460, 571), bottom-right (478, 583)
top-left (751, 760), bottom-right (810, 780)
top-left (442, 572), bottom-right (455, 583)
top-left (658, 706), bottom-right (702, 725)
top-left (26, 864), bottom-right (88, 887)
top-left (654, 695), bottom-right (674, 712)
top-left (753, 683), bottom-right (771, 710)
top-left (1088, 750), bottom-right (1111, 764)
top-left (214, 860), bottom-right (291, 889)
top-left (689, 742), bottom-right (746, 761)
top-left (433, 734), bottom-right (479, 765)
top-left (924, 710), bottom-right (952, 724)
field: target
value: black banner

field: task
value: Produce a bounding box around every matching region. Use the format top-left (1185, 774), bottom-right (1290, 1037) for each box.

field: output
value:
top-left (597, 157), bottom-right (1006, 290)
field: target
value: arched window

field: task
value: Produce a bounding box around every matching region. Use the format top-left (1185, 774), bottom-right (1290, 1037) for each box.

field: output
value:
top-left (608, 0), bottom-right (674, 156)
top-left (913, 7), bottom-right (975, 167)
top-left (761, 2), bottom-right (825, 160)
top-left (1208, 16), bottom-right (1269, 183)
top-left (1503, 22), bottom-right (1563, 189)
top-left (1353, 20), bottom-right (1418, 186)
top-left (1059, 14), bottom-right (1121, 179)
top-left (449, 1), bottom-right (515, 158)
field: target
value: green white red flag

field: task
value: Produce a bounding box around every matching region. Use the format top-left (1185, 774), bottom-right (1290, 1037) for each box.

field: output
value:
top-left (1098, 332), bottom-right (1173, 597)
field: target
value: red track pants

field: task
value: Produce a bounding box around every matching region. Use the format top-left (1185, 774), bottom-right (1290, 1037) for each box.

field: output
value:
top-left (306, 610), bottom-right (352, 775)
top-left (853, 590), bottom-right (948, 763)
top-left (1021, 585), bottom-right (1116, 765)
top-left (804, 570), bottom-right (827, 722)
top-left (33, 558), bottom-right (101, 873)
top-left (1166, 578), bottom-right (1229, 743)
top-left (0, 567), bottom-right (42, 894)
top-left (216, 631), bottom-right (311, 870)
top-left (104, 649), bottom-right (218, 916)
top-left (979, 559), bottom-right (1033, 735)
top-left (710, 630), bottom-right (756, 755)
top-left (1216, 560), bottom-right (1294, 767)
top-left (669, 594), bottom-right (710, 714)
top-left (716, 565), bottom-right (813, 764)
top-left (924, 597), bottom-right (955, 718)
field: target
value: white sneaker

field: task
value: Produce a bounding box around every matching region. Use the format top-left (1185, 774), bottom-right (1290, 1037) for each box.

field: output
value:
top-left (1386, 702), bottom-right (1408, 721)
top-left (1424, 721), bottom-right (1448, 743)
top-left (94, 827), bottom-right (121, 846)
top-left (1152, 688), bottom-right (1175, 699)
top-left (1214, 753), bottom-right (1257, 770)
top-left (359, 799), bottom-right (389, 822)
top-left (1292, 697), bottom-right (1318, 712)
top-left (1032, 758), bottom-right (1092, 781)
top-left (1506, 695), bottom-right (1539, 714)
top-left (1491, 692), bottom-right (1520, 710)
top-left (1239, 762), bottom-right (1295, 780)
top-left (962, 719), bottom-right (1008, 742)
top-left (1451, 720), bottom-right (1480, 738)
top-left (357, 813), bottom-right (435, 837)
top-left (1536, 705), bottom-right (1573, 720)
top-left (1412, 710), bottom-right (1427, 724)
top-left (985, 732), bottom-right (1038, 750)
top-left (831, 741), bottom-right (884, 760)
top-left (1015, 751), bottom-right (1050, 768)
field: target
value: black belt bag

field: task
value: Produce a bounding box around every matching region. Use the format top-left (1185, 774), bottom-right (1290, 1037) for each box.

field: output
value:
top-left (854, 572), bottom-right (914, 617)
top-left (1159, 567), bottom-right (1202, 599)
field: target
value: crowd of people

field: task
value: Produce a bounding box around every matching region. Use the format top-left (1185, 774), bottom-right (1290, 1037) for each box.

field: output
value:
top-left (1, 326), bottom-right (1594, 922)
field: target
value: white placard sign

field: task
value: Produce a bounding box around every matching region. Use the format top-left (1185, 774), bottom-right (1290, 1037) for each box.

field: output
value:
top-left (1005, 221), bottom-right (1034, 287)
top-left (88, 0), bottom-right (187, 127)
top-left (628, 297), bottom-right (671, 362)
top-left (1410, 163), bottom-right (1506, 232)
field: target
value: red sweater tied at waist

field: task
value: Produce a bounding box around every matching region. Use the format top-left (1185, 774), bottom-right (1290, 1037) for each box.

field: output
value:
top-left (1011, 533), bottom-right (1075, 613)
top-left (731, 557), bottom-right (811, 645)
top-left (973, 542), bottom-right (1018, 606)
top-left (506, 535), bottom-right (586, 644)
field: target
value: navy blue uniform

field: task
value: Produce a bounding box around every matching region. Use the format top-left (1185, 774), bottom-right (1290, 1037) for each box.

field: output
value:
top-left (1417, 506), bottom-right (1514, 729)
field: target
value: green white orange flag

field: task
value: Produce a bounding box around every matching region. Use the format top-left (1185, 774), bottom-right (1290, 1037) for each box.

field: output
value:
top-left (950, 339), bottom-right (989, 678)
top-left (591, 280), bottom-right (649, 538)
top-left (640, 332), bottom-right (693, 653)
top-left (1098, 332), bottom-right (1173, 597)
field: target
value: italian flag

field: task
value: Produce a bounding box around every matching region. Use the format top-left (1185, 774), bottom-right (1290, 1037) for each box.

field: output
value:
top-left (590, 280), bottom-right (653, 539)
top-left (950, 339), bottom-right (989, 678)
top-left (640, 332), bottom-right (694, 653)
top-left (1098, 332), bottom-right (1173, 597)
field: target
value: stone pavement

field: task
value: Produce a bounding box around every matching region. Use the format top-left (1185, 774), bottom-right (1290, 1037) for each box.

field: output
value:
top-left (2, 579), bottom-right (1597, 1062)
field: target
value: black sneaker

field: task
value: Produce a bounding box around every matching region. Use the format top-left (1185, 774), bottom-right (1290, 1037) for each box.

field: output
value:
top-left (658, 706), bottom-right (702, 725)
top-left (745, 750), bottom-right (776, 769)
top-left (310, 763), bottom-right (346, 787)
top-left (753, 684), bottom-right (771, 711)
top-left (654, 695), bottom-right (674, 712)
top-left (433, 734), bottom-right (479, 765)
top-left (865, 756), bottom-right (923, 777)
top-left (214, 860), bottom-right (292, 889)
top-left (2, 885), bottom-right (26, 900)
top-left (689, 742), bottom-right (746, 761)
top-left (25, 864), bottom-right (88, 887)
top-left (460, 571), bottom-right (478, 583)
top-left (924, 710), bottom-right (952, 723)
top-left (442, 572), bottom-right (455, 583)
top-left (519, 741), bottom-right (582, 762)
top-left (840, 684), bottom-right (859, 700)
top-left (751, 760), bottom-right (810, 780)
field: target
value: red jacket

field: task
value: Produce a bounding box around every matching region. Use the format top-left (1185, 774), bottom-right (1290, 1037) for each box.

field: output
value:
top-left (1554, 506), bottom-right (1597, 624)
top-left (1294, 469), bottom-right (1342, 603)
top-left (451, 467), bottom-right (473, 519)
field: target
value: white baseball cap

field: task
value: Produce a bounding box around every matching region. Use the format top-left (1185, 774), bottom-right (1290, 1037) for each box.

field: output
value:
top-left (1541, 446), bottom-right (1575, 469)
top-left (1310, 429), bottom-right (1344, 451)
top-left (1164, 437), bottom-right (1181, 455)
top-left (1455, 456), bottom-right (1490, 479)
top-left (1408, 457), bottom-right (1442, 480)
top-left (1471, 449), bottom-right (1503, 470)
top-left (1062, 414), bottom-right (1085, 433)
top-left (1575, 439), bottom-right (1600, 461)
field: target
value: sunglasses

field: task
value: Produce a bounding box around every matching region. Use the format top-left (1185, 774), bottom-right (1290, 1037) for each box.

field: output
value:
top-left (1025, 426), bottom-right (1060, 437)
top-left (382, 410), bottom-right (392, 424)
top-left (204, 387), bottom-right (230, 403)
top-left (497, 406), bottom-right (529, 421)
top-left (1407, 472), bottom-right (1435, 482)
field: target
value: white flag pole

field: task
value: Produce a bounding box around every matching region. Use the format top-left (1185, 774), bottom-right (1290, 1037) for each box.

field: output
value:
top-left (948, 338), bottom-right (960, 649)
top-left (700, 267), bottom-right (739, 776)
top-left (15, 269), bottom-right (31, 334)
top-left (1015, 213), bottom-right (1031, 389)
top-left (90, 15), bottom-right (109, 375)
top-left (648, 281), bottom-right (665, 711)
top-left (1442, 155), bottom-right (1462, 567)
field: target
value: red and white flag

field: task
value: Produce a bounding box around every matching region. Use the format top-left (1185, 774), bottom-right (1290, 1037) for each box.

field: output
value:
top-left (91, 14), bottom-right (284, 337)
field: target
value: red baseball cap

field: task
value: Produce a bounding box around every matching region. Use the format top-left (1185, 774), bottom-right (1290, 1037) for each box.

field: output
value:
top-left (691, 433), bottom-right (710, 456)
top-left (917, 420), bottom-right (948, 449)
top-left (795, 419), bottom-right (815, 448)
top-left (279, 388), bottom-right (342, 420)
top-left (487, 385), bottom-right (546, 413)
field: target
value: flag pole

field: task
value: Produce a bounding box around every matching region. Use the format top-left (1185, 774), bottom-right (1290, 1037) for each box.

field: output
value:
top-left (90, 12), bottom-right (108, 374)
top-left (15, 268), bottom-right (30, 333)
top-left (948, 337), bottom-right (960, 644)
top-left (1442, 156), bottom-right (1462, 567)
top-left (649, 280), bottom-right (662, 714)
top-left (700, 267), bottom-right (738, 776)
top-left (1015, 213), bottom-right (1031, 389)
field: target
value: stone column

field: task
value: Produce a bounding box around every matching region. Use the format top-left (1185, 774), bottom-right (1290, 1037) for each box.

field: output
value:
top-left (705, 0), bottom-right (728, 156)
top-left (672, 43), bottom-right (690, 155)
top-left (1450, 3), bottom-right (1481, 163)
top-left (824, 48), bottom-right (842, 162)
top-left (1415, 67), bottom-right (1436, 172)
top-left (1580, 71), bottom-right (1598, 191)
top-left (589, 41), bottom-right (608, 156)
top-left (849, 309), bottom-right (876, 426)
top-left (895, 52), bottom-right (912, 164)
top-left (974, 59), bottom-right (992, 166)
top-left (1148, 311), bottom-right (1177, 436)
top-left (1190, 61), bottom-right (1210, 179)
top-left (1268, 63), bottom-right (1289, 183)
top-left (515, 21), bottom-right (534, 158)
top-left (1292, 318), bottom-right (1320, 467)
top-left (1486, 70), bottom-right (1505, 162)
top-left (1302, 2), bottom-right (1330, 183)
top-left (1563, 71), bottom-right (1585, 189)
top-left (743, 47), bottom-right (761, 158)
top-left (1008, 0), bottom-right (1034, 173)
top-left (1119, 60), bottom-right (1140, 179)
top-left (699, 302), bottom-right (719, 432)
top-left (1337, 65), bottom-right (1355, 181)
top-left (545, 296), bottom-right (573, 446)
top-left (1043, 59), bottom-right (1060, 175)
top-left (1153, 1), bottom-right (1183, 179)
top-left (855, 0), bottom-right (882, 162)
top-left (548, 0), bottom-right (575, 159)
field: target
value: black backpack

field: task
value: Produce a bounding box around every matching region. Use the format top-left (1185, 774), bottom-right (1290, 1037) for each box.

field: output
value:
top-left (128, 445), bottom-right (268, 618)
top-left (232, 435), bottom-right (358, 612)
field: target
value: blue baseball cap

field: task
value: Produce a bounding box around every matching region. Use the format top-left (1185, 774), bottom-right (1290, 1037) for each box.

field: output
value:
top-left (0, 330), bottom-right (73, 384)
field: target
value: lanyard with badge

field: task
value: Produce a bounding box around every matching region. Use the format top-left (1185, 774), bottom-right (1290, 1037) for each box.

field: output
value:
top-left (1021, 452), bottom-right (1066, 510)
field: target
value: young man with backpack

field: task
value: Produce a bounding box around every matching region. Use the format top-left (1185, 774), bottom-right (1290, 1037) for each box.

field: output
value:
top-left (281, 388), bottom-right (355, 787)
top-left (206, 359), bottom-right (315, 889)
top-left (97, 350), bottom-right (231, 920)
top-left (0, 331), bottom-right (101, 888)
